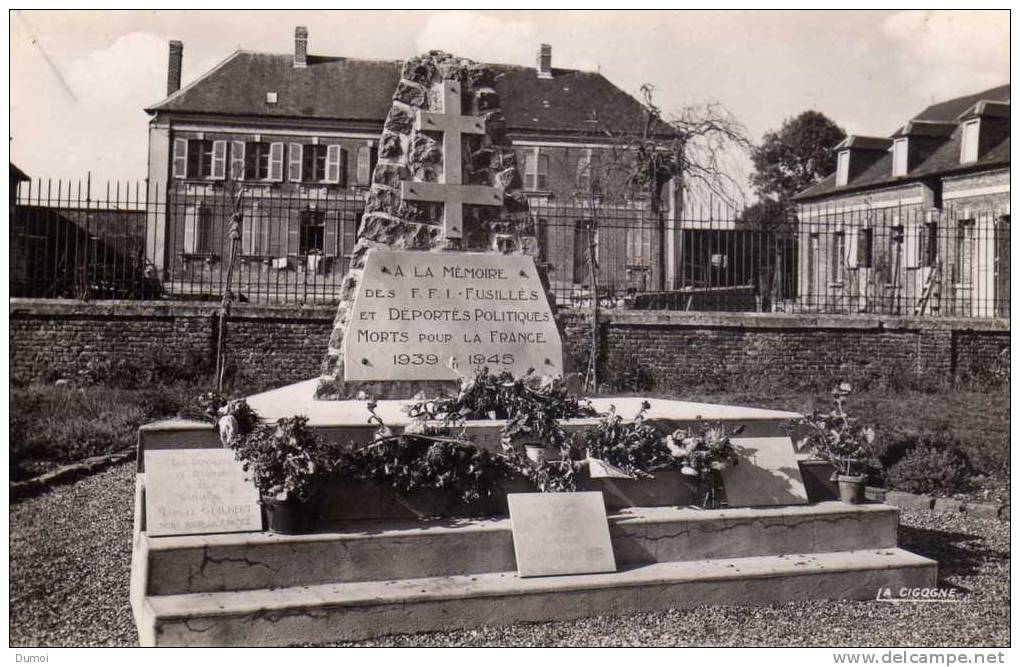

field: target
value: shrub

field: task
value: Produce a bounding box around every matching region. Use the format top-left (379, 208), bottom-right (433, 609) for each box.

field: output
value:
top-left (602, 353), bottom-right (655, 393)
top-left (884, 443), bottom-right (973, 496)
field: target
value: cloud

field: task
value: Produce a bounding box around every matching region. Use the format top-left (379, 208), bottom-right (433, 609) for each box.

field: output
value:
top-left (11, 29), bottom-right (220, 183)
top-left (882, 10), bottom-right (1009, 99)
top-left (414, 11), bottom-right (538, 67)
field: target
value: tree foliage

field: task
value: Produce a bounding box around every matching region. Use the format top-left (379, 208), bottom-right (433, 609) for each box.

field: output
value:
top-left (750, 111), bottom-right (846, 204)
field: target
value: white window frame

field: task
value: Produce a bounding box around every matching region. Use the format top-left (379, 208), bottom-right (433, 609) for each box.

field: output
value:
top-left (524, 148), bottom-right (550, 191)
top-left (835, 150), bottom-right (850, 187)
top-left (960, 119), bottom-right (980, 164)
top-left (892, 138), bottom-right (908, 177)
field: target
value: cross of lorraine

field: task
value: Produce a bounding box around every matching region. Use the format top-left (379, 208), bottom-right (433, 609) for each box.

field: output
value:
top-left (399, 80), bottom-right (504, 241)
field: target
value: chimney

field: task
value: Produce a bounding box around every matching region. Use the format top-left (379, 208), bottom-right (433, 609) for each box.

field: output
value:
top-left (167, 40), bottom-right (183, 95)
top-left (294, 26), bottom-right (308, 68)
top-left (536, 43), bottom-right (552, 79)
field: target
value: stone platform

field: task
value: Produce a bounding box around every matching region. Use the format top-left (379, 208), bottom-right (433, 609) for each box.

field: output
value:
top-left (130, 380), bottom-right (935, 645)
top-left (130, 496), bottom-right (936, 646)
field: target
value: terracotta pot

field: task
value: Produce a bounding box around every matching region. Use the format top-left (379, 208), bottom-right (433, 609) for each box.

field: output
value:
top-left (261, 495), bottom-right (319, 534)
top-left (837, 474), bottom-right (866, 504)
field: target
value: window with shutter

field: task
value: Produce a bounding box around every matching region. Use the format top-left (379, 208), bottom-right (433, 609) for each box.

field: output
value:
top-left (231, 141), bottom-right (246, 180)
top-left (269, 143), bottom-right (284, 181)
top-left (831, 232), bottom-right (846, 281)
top-left (326, 145), bottom-right (342, 184)
top-left (289, 143), bottom-right (304, 182)
top-left (173, 138), bottom-right (188, 179)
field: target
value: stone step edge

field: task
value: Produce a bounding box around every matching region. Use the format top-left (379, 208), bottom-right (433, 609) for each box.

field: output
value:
top-left (146, 548), bottom-right (936, 620)
top-left (868, 487), bottom-right (1010, 521)
top-left (11, 448), bottom-right (136, 501)
top-left (143, 500), bottom-right (900, 551)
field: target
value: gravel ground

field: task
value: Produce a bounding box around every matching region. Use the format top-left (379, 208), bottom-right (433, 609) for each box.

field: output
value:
top-left (9, 461), bottom-right (1010, 647)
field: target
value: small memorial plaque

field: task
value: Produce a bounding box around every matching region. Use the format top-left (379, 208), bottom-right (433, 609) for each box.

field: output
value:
top-left (507, 491), bottom-right (617, 578)
top-left (144, 449), bottom-right (262, 537)
top-left (343, 249), bottom-right (563, 381)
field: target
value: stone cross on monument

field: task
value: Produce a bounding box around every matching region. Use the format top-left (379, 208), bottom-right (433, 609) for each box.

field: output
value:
top-left (400, 80), bottom-right (503, 241)
top-left (315, 51), bottom-right (564, 400)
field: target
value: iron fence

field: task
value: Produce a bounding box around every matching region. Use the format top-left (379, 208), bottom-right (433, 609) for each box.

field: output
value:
top-left (11, 178), bottom-right (1010, 319)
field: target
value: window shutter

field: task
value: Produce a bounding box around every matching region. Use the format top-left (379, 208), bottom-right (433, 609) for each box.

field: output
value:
top-left (287, 208), bottom-right (301, 254)
top-left (324, 210), bottom-right (340, 256)
top-left (183, 205), bottom-right (197, 254)
top-left (288, 143), bottom-right (303, 182)
top-left (537, 154), bottom-right (549, 190)
top-left (846, 229), bottom-right (859, 268)
top-left (242, 205), bottom-right (257, 255)
top-left (341, 208), bottom-right (358, 256)
top-left (268, 142), bottom-right (284, 182)
top-left (356, 145), bottom-right (372, 185)
top-left (904, 221), bottom-right (919, 269)
top-left (211, 141), bottom-right (227, 180)
top-left (231, 141), bottom-right (246, 181)
top-left (326, 145), bottom-right (342, 184)
top-left (173, 138), bottom-right (189, 179)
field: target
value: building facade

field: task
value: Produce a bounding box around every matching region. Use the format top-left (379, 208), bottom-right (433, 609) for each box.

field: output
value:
top-left (145, 29), bottom-right (673, 303)
top-left (792, 85), bottom-right (1009, 318)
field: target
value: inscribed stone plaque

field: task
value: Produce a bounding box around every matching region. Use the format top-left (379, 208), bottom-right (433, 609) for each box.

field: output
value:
top-left (721, 436), bottom-right (809, 507)
top-left (343, 249), bottom-right (563, 381)
top-left (144, 449), bottom-right (262, 537)
top-left (507, 492), bottom-right (617, 578)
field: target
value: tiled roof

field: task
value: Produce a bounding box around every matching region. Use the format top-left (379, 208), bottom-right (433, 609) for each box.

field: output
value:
top-left (145, 51), bottom-right (657, 136)
top-left (794, 84), bottom-right (1010, 201)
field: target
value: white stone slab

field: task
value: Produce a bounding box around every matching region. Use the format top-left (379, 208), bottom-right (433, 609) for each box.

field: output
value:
top-left (722, 436), bottom-right (809, 507)
top-left (144, 449), bottom-right (262, 537)
top-left (507, 492), bottom-right (616, 578)
top-left (244, 379), bottom-right (802, 428)
top-left (342, 249), bottom-right (563, 381)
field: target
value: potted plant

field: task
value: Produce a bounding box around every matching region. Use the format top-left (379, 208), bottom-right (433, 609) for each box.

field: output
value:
top-left (230, 415), bottom-right (336, 533)
top-left (793, 383), bottom-right (876, 504)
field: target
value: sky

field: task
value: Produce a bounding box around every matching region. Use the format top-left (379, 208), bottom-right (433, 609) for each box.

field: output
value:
top-left (9, 9), bottom-right (1011, 192)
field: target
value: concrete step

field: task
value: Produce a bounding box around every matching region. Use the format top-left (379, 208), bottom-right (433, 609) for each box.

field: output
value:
top-left (140, 548), bottom-right (936, 646)
top-left (142, 502), bottom-right (899, 595)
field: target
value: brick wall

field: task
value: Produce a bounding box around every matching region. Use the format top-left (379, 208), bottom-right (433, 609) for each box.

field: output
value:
top-left (10, 299), bottom-right (1009, 390)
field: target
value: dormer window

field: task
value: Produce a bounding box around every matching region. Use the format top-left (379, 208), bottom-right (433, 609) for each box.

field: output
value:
top-left (892, 138), bottom-right (909, 177)
top-left (835, 150), bottom-right (850, 187)
top-left (960, 119), bottom-right (980, 164)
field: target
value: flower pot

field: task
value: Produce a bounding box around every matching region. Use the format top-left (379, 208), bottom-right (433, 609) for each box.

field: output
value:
top-left (261, 496), bottom-right (319, 534)
top-left (837, 474), bottom-right (866, 504)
